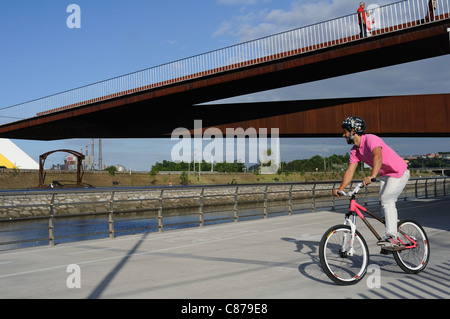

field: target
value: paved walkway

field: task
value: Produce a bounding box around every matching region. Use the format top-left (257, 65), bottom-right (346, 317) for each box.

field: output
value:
top-left (0, 197), bottom-right (449, 301)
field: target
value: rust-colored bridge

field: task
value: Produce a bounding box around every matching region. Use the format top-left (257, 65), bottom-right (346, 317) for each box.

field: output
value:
top-left (0, 2), bottom-right (449, 140)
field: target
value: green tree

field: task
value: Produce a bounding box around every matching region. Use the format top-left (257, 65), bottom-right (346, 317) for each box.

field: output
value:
top-left (106, 166), bottom-right (117, 177)
top-left (180, 171), bottom-right (190, 185)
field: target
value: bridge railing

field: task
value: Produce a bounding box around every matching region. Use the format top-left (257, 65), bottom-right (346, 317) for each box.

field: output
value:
top-left (1, 0), bottom-right (449, 125)
top-left (0, 176), bottom-right (448, 250)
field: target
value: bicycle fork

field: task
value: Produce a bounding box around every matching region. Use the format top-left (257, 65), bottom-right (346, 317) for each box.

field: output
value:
top-left (341, 212), bottom-right (357, 257)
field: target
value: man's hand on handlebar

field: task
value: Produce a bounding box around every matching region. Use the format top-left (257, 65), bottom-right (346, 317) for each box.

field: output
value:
top-left (333, 188), bottom-right (344, 197)
top-left (333, 178), bottom-right (377, 197)
top-left (363, 176), bottom-right (377, 186)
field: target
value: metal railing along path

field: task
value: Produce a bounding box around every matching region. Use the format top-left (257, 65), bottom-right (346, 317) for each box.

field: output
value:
top-left (0, 177), bottom-right (448, 250)
top-left (1, 0), bottom-right (449, 124)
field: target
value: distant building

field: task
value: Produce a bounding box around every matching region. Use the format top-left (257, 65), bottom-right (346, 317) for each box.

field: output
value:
top-left (115, 164), bottom-right (126, 172)
top-left (0, 139), bottom-right (39, 170)
top-left (84, 155), bottom-right (95, 170)
top-left (54, 155), bottom-right (78, 171)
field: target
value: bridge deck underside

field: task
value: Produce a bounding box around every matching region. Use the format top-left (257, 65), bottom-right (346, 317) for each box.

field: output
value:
top-left (0, 21), bottom-right (449, 140)
top-left (198, 94), bottom-right (450, 138)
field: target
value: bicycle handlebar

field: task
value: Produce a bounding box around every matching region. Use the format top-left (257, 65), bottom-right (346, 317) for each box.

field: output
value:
top-left (338, 179), bottom-right (377, 197)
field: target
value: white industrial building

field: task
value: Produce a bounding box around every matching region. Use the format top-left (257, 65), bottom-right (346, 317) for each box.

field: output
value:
top-left (0, 139), bottom-right (39, 170)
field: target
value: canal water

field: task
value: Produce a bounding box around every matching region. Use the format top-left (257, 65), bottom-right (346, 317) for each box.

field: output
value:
top-left (0, 198), bottom-right (321, 251)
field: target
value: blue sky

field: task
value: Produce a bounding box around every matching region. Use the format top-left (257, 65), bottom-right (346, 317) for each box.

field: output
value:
top-left (1, 0), bottom-right (449, 171)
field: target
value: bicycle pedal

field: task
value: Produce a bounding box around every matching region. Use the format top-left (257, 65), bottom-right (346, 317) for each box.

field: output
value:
top-left (380, 248), bottom-right (392, 255)
top-left (380, 245), bottom-right (404, 252)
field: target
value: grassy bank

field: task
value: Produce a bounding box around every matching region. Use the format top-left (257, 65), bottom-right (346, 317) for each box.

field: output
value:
top-left (0, 169), bottom-right (438, 190)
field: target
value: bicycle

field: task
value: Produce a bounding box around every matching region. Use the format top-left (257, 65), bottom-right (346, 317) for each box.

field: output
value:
top-left (319, 180), bottom-right (430, 285)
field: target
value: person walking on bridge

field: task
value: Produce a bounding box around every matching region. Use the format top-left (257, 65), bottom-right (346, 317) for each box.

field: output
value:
top-left (357, 2), bottom-right (367, 38)
top-left (333, 116), bottom-right (410, 248)
top-left (426, 0), bottom-right (437, 22)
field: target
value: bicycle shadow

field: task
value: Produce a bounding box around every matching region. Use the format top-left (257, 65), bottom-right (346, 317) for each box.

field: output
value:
top-left (281, 237), bottom-right (403, 285)
top-left (281, 237), bottom-right (333, 285)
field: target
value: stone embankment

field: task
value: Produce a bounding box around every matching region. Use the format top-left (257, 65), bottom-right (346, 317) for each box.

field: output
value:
top-left (0, 183), bottom-right (343, 219)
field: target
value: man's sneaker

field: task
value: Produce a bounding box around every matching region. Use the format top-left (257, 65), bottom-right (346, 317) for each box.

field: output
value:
top-left (377, 236), bottom-right (399, 248)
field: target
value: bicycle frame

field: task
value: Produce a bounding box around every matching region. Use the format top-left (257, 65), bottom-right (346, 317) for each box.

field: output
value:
top-left (346, 197), bottom-right (384, 241)
top-left (342, 188), bottom-right (418, 254)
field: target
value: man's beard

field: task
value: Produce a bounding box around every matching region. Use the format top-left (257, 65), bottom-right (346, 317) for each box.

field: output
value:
top-left (346, 135), bottom-right (354, 145)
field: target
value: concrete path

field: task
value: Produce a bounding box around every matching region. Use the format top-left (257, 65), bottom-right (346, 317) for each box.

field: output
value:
top-left (0, 197), bottom-right (449, 301)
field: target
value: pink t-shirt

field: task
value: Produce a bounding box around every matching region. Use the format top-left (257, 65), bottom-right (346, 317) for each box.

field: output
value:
top-left (350, 134), bottom-right (407, 178)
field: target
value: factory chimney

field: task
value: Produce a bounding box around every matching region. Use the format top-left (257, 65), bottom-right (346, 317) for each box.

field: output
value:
top-left (99, 138), bottom-right (103, 170)
top-left (91, 139), bottom-right (95, 168)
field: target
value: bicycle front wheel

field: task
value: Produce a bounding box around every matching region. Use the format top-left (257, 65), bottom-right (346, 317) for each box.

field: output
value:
top-left (319, 225), bottom-right (369, 285)
top-left (393, 219), bottom-right (430, 274)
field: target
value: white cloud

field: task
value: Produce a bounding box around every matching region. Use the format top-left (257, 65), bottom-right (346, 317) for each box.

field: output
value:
top-left (214, 0), bottom-right (398, 41)
top-left (213, 21), bottom-right (233, 38)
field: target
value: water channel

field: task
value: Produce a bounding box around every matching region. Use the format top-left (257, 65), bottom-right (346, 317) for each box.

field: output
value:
top-left (0, 198), bottom-right (320, 251)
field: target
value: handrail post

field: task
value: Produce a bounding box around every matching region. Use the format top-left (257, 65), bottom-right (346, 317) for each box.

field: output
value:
top-left (158, 189), bottom-right (164, 232)
top-left (444, 177), bottom-right (447, 196)
top-left (403, 180), bottom-right (408, 201)
top-left (312, 183), bottom-right (316, 212)
top-left (48, 193), bottom-right (56, 246)
top-left (364, 183), bottom-right (368, 206)
top-left (264, 185), bottom-right (268, 219)
top-left (288, 184), bottom-right (293, 215)
top-left (109, 191), bottom-right (115, 239)
top-left (434, 178), bottom-right (437, 197)
top-left (415, 179), bottom-right (418, 199)
top-left (234, 186), bottom-right (239, 222)
top-left (331, 182), bottom-right (336, 210)
top-left (199, 188), bottom-right (204, 227)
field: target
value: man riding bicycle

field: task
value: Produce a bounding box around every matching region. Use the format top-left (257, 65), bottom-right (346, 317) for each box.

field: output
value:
top-left (333, 116), bottom-right (410, 248)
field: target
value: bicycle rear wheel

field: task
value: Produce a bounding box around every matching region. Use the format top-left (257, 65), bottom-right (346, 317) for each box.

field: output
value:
top-left (319, 225), bottom-right (369, 285)
top-left (393, 219), bottom-right (430, 274)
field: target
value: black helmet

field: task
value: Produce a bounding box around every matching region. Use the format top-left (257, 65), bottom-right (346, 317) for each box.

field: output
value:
top-left (341, 116), bottom-right (366, 135)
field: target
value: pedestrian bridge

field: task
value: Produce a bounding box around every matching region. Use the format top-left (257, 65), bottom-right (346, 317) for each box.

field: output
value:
top-left (0, 0), bottom-right (449, 140)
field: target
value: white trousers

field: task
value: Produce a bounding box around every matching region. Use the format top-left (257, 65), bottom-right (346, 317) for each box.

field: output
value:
top-left (379, 169), bottom-right (410, 238)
